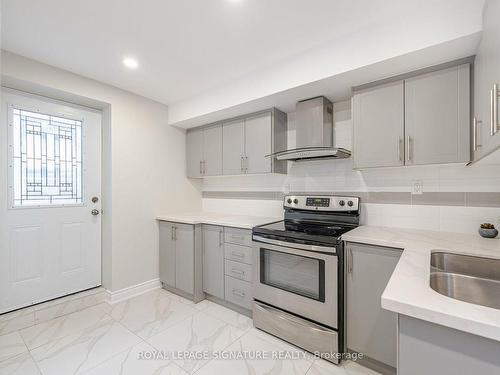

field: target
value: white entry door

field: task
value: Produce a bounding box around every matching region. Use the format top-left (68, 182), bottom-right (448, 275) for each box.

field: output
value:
top-left (0, 90), bottom-right (102, 313)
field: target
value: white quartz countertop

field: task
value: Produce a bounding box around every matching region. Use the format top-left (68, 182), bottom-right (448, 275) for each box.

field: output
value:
top-left (342, 226), bottom-right (500, 342)
top-left (156, 212), bottom-right (281, 229)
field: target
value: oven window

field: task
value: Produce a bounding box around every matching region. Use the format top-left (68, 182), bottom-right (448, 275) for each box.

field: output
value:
top-left (260, 248), bottom-right (325, 302)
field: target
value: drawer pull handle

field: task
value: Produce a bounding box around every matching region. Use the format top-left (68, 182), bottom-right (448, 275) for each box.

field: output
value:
top-left (232, 289), bottom-right (245, 298)
top-left (231, 268), bottom-right (245, 276)
top-left (231, 251), bottom-right (245, 258)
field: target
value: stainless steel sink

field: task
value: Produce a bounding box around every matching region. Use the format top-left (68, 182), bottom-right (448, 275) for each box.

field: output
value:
top-left (430, 251), bottom-right (500, 310)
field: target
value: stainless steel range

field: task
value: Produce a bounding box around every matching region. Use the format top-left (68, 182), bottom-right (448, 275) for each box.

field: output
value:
top-left (252, 195), bottom-right (360, 364)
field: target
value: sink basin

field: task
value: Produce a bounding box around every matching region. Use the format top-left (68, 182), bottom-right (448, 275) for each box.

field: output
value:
top-left (430, 251), bottom-right (500, 310)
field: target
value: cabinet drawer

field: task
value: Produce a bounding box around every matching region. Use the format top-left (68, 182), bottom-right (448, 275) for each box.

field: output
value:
top-left (225, 260), bottom-right (252, 282)
top-left (225, 276), bottom-right (252, 310)
top-left (224, 227), bottom-right (252, 247)
top-left (224, 243), bottom-right (252, 265)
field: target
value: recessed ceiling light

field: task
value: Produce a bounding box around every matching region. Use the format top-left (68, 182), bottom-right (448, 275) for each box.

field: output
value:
top-left (123, 57), bottom-right (138, 70)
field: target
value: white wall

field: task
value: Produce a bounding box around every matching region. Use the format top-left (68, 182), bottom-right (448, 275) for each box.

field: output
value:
top-left (168, 0), bottom-right (484, 125)
top-left (1, 51), bottom-right (202, 292)
top-left (202, 100), bottom-right (500, 234)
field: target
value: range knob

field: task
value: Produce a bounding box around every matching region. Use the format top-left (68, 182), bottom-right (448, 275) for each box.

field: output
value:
top-left (348, 200), bottom-right (354, 207)
top-left (287, 198), bottom-right (292, 204)
top-left (338, 200), bottom-right (345, 206)
top-left (293, 198), bottom-right (299, 204)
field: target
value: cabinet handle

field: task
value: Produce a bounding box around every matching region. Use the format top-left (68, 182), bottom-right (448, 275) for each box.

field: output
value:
top-left (348, 248), bottom-right (353, 274)
top-left (473, 117), bottom-right (483, 151)
top-left (491, 84), bottom-right (499, 136)
top-left (171, 226), bottom-right (174, 241)
top-left (202, 160), bottom-right (205, 175)
top-left (240, 156), bottom-right (243, 172)
top-left (219, 230), bottom-right (223, 246)
top-left (406, 135), bottom-right (412, 162)
top-left (174, 226), bottom-right (177, 241)
top-left (231, 268), bottom-right (245, 276)
top-left (199, 161), bottom-right (203, 175)
top-left (232, 289), bottom-right (245, 298)
top-left (244, 156), bottom-right (248, 173)
top-left (397, 137), bottom-right (403, 162)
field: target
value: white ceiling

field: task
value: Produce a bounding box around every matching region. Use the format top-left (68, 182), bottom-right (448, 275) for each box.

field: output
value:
top-left (1, 0), bottom-right (482, 107)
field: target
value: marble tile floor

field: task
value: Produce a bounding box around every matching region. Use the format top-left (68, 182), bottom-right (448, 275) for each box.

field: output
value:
top-left (0, 289), bottom-right (380, 375)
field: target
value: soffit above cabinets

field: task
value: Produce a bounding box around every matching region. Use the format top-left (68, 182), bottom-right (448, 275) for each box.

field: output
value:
top-left (169, 33), bottom-right (481, 129)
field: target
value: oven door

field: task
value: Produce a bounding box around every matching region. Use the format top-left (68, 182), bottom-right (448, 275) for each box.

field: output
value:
top-left (252, 235), bottom-right (338, 328)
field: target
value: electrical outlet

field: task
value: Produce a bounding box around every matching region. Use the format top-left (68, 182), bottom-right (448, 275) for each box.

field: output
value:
top-left (412, 180), bottom-right (423, 195)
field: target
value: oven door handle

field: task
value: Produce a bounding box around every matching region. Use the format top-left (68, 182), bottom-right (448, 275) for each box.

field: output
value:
top-left (252, 235), bottom-right (336, 254)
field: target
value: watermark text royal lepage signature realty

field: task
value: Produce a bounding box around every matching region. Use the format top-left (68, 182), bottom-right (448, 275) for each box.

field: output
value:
top-left (138, 350), bottom-right (364, 361)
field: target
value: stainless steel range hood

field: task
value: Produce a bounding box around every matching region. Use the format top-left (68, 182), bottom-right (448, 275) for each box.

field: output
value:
top-left (269, 96), bottom-right (351, 161)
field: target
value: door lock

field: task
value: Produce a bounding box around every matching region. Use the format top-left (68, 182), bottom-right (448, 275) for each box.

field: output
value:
top-left (91, 197), bottom-right (99, 203)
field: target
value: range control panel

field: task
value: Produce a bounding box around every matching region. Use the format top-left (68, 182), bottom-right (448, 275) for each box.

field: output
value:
top-left (284, 195), bottom-right (359, 212)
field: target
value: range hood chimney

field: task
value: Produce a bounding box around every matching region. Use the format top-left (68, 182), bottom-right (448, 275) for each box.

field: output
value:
top-left (269, 96), bottom-right (350, 161)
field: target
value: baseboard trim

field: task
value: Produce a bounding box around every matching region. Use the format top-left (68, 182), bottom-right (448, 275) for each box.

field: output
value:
top-left (105, 278), bottom-right (161, 304)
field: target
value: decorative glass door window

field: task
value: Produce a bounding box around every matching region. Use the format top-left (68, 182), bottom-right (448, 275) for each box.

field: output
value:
top-left (11, 108), bottom-right (83, 207)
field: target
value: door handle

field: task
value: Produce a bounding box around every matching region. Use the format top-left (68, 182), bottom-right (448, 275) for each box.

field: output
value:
top-left (91, 209), bottom-right (100, 216)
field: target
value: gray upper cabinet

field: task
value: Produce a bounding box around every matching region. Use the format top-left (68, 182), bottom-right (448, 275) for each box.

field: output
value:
top-left (202, 225), bottom-right (225, 299)
top-left (352, 62), bottom-right (471, 168)
top-left (353, 81), bottom-right (404, 169)
top-left (186, 129), bottom-right (204, 178)
top-left (186, 124), bottom-right (222, 178)
top-left (203, 125), bottom-right (223, 176)
top-left (472, 0), bottom-right (500, 161)
top-left (346, 242), bottom-right (402, 369)
top-left (405, 64), bottom-right (470, 165)
top-left (245, 113), bottom-right (272, 174)
top-left (189, 108), bottom-right (287, 177)
top-left (222, 119), bottom-right (245, 175)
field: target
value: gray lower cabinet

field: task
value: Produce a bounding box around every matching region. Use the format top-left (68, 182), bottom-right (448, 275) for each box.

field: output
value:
top-left (353, 80), bottom-right (404, 169)
top-left (399, 314), bottom-right (500, 375)
top-left (405, 64), bottom-right (470, 165)
top-left (159, 221), bottom-right (203, 301)
top-left (202, 225), bottom-right (225, 299)
top-left (159, 221), bottom-right (176, 288)
top-left (346, 242), bottom-right (402, 370)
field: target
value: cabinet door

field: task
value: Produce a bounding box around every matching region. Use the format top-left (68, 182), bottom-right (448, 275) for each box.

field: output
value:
top-left (202, 225), bottom-right (225, 299)
top-left (353, 81), bottom-right (404, 168)
top-left (203, 125), bottom-right (222, 176)
top-left (245, 113), bottom-right (272, 174)
top-left (222, 119), bottom-right (245, 175)
top-left (159, 222), bottom-right (176, 288)
top-left (346, 242), bottom-right (402, 368)
top-left (405, 65), bottom-right (470, 165)
top-left (473, 0), bottom-right (500, 160)
top-left (186, 129), bottom-right (203, 178)
top-left (174, 223), bottom-right (194, 294)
